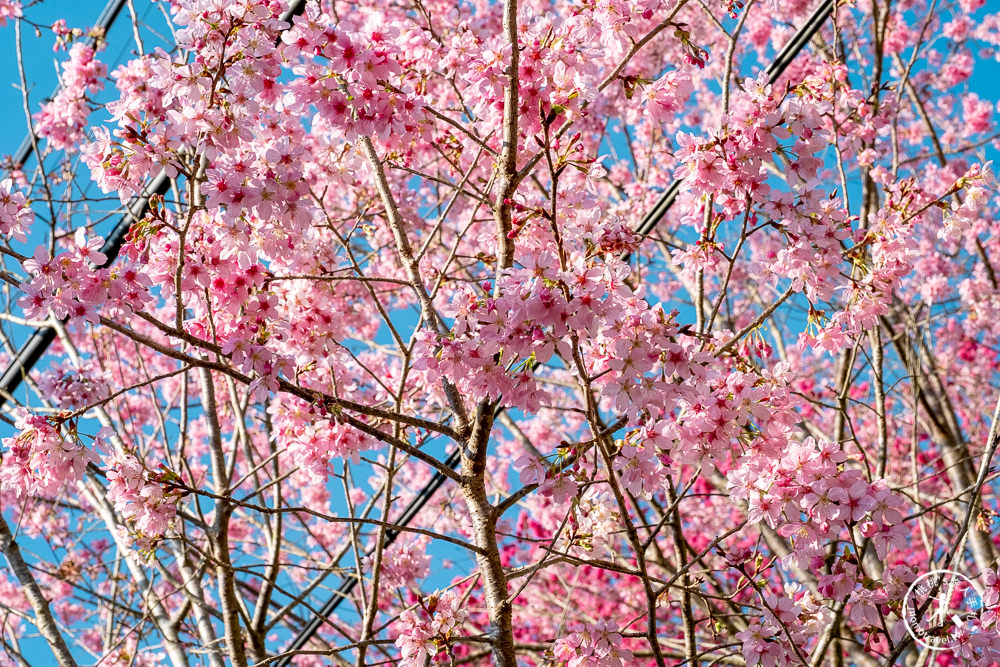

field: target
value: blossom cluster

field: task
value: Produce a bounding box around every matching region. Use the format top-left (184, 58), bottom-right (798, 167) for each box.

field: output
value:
top-left (394, 590), bottom-right (468, 666)
top-left (34, 42), bottom-right (107, 151)
top-left (369, 536), bottom-right (431, 591)
top-left (37, 359), bottom-right (111, 410)
top-left (0, 409), bottom-right (95, 496)
top-left (551, 620), bottom-right (635, 667)
top-left (267, 395), bottom-right (378, 481)
top-left (104, 454), bottom-right (178, 538)
top-left (729, 438), bottom-right (908, 565)
top-left (18, 229), bottom-right (154, 328)
top-left (0, 0), bottom-right (19, 27)
top-left (0, 178), bottom-right (31, 242)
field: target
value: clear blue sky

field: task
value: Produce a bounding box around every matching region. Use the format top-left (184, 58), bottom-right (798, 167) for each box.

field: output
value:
top-left (2, 1), bottom-right (1000, 665)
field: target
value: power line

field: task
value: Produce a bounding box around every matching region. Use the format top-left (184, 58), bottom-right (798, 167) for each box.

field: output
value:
top-left (10, 0), bottom-right (131, 172)
top-left (274, 1), bottom-right (835, 663)
top-left (0, 0), bottom-right (308, 407)
top-left (2, 0), bottom-right (132, 405)
top-left (0, 172), bottom-right (169, 404)
top-left (634, 0), bottom-right (834, 237)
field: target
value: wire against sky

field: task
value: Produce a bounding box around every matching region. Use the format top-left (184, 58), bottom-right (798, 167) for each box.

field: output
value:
top-left (274, 0), bottom-right (835, 662)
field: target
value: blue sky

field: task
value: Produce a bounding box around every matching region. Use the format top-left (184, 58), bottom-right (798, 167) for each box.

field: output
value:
top-left (1, 1), bottom-right (150, 155)
top-left (2, 0), bottom-right (1000, 665)
top-left (0, 8), bottom-right (464, 664)
top-left (0, 5), bottom-right (173, 663)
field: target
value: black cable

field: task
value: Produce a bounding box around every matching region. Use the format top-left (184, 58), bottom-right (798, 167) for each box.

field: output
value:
top-left (273, 447), bottom-right (462, 667)
top-left (275, 1), bottom-right (836, 663)
top-left (634, 0), bottom-right (834, 238)
top-left (10, 0), bottom-right (131, 172)
top-left (0, 0), bottom-right (309, 407)
top-left (1, 0), bottom-right (133, 404)
top-left (765, 0), bottom-right (834, 81)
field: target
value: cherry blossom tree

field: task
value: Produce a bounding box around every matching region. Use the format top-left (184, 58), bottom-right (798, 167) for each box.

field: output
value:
top-left (2, 0), bottom-right (1000, 665)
